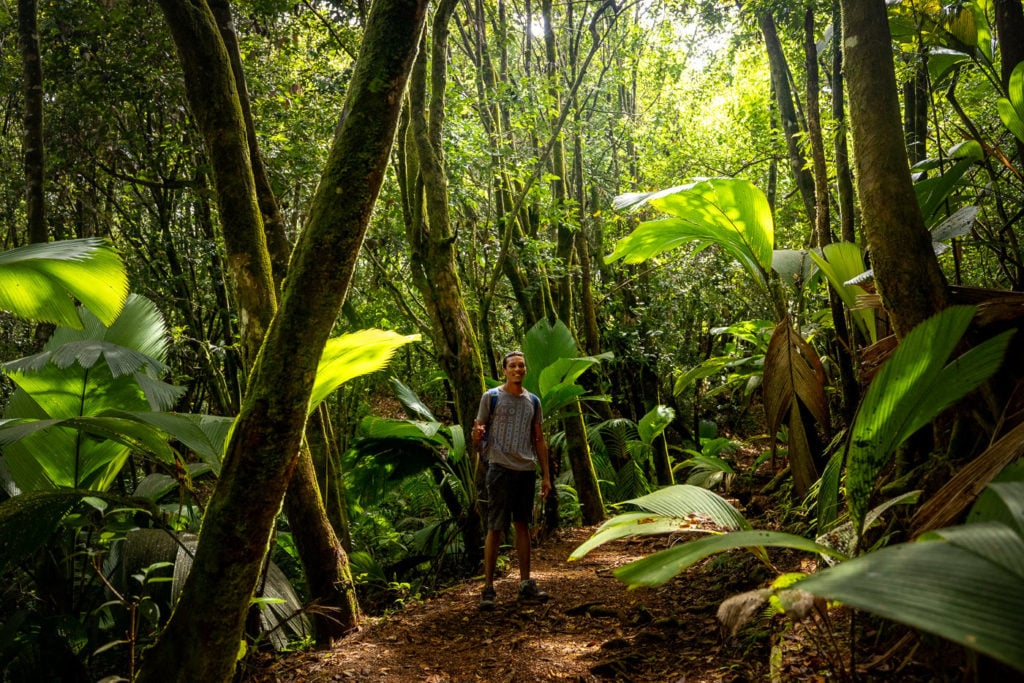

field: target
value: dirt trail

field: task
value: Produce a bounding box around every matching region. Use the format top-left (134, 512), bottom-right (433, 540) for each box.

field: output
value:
top-left (244, 526), bottom-right (773, 682)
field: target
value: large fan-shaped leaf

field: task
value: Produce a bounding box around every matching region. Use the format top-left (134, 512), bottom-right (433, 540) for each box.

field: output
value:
top-left (309, 329), bottom-right (419, 411)
top-left (0, 238), bottom-right (128, 328)
top-left (796, 538), bottom-right (1024, 673)
top-left (607, 178), bottom-right (774, 290)
top-left (847, 306), bottom-right (1014, 529)
top-left (625, 484), bottom-right (751, 530)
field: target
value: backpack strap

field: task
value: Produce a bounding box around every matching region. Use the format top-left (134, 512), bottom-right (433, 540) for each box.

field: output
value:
top-left (487, 387), bottom-right (500, 417)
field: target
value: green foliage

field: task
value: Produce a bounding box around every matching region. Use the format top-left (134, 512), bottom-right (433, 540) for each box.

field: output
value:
top-left (674, 319), bottom-right (774, 401)
top-left (1, 295), bottom-right (183, 492)
top-left (0, 238), bottom-right (128, 329)
top-left (309, 330), bottom-right (420, 411)
top-left (998, 62), bottom-right (1024, 143)
top-left (796, 481), bottom-right (1024, 674)
top-left (609, 178), bottom-right (775, 297)
top-left (844, 306), bottom-right (1013, 533)
top-left (521, 318), bottom-right (612, 418)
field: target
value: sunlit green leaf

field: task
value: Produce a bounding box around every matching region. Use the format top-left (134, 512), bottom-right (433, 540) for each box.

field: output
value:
top-left (309, 329), bottom-right (420, 411)
top-left (0, 238), bottom-right (128, 329)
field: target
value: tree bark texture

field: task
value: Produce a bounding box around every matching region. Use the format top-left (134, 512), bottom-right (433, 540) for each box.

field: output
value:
top-left (840, 0), bottom-right (948, 338)
top-left (19, 0), bottom-right (46, 244)
top-left (403, 1), bottom-right (487, 562)
top-left (155, 0), bottom-right (276, 373)
top-left (759, 11), bottom-right (817, 230)
top-left (157, 0), bottom-right (360, 649)
top-left (135, 3), bottom-right (427, 680)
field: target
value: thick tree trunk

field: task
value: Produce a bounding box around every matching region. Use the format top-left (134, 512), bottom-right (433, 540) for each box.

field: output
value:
top-left (403, 1), bottom-right (487, 564)
top-left (211, 0), bottom-right (357, 644)
top-left (759, 11), bottom-right (817, 229)
top-left (840, 0), bottom-right (948, 338)
top-left (18, 0), bottom-right (45, 245)
top-left (135, 3), bottom-right (426, 680)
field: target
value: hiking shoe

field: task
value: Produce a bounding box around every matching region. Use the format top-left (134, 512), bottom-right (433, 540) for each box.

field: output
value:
top-left (517, 579), bottom-right (549, 603)
top-left (479, 585), bottom-right (496, 611)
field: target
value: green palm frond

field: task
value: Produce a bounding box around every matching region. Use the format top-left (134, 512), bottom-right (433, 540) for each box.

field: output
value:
top-left (0, 238), bottom-right (128, 328)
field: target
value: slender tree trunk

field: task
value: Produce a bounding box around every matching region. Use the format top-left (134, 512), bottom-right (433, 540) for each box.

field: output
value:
top-left (759, 11), bottom-right (817, 229)
top-left (832, 0), bottom-right (856, 245)
top-left (805, 9), bottom-right (858, 419)
top-left (18, 0), bottom-right (45, 246)
top-left (902, 55), bottom-right (929, 165)
top-left (840, 0), bottom-right (948, 338)
top-left (208, 0), bottom-right (292, 286)
top-left (154, 0), bottom-right (275, 372)
top-left (402, 1), bottom-right (487, 563)
top-left (135, 2), bottom-right (426, 680)
top-left (282, 441), bottom-right (360, 642)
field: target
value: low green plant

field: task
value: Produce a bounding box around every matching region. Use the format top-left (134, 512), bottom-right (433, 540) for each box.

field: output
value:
top-left (571, 305), bottom-right (1020, 672)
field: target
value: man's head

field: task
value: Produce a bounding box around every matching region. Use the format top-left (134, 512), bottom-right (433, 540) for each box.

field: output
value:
top-left (502, 351), bottom-right (527, 386)
top-left (502, 350), bottom-right (525, 369)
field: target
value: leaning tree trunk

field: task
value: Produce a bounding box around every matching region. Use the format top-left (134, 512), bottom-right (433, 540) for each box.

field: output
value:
top-left (157, 0), bottom-right (361, 647)
top-left (840, 0), bottom-right (948, 339)
top-left (209, 0), bottom-right (358, 643)
top-left (759, 11), bottom-right (817, 228)
top-left (135, 2), bottom-right (427, 680)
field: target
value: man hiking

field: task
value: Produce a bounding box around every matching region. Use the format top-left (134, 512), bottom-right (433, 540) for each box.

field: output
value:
top-left (472, 350), bottom-right (551, 611)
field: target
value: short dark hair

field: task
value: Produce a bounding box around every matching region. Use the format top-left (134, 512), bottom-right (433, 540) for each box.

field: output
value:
top-left (502, 350), bottom-right (525, 368)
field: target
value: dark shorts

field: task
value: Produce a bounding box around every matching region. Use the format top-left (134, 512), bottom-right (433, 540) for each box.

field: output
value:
top-left (484, 464), bottom-right (536, 531)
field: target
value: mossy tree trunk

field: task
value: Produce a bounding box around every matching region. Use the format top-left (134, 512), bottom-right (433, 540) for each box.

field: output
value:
top-left (398, 1), bottom-right (487, 563)
top-left (135, 2), bottom-right (427, 680)
top-left (207, 0), bottom-right (356, 644)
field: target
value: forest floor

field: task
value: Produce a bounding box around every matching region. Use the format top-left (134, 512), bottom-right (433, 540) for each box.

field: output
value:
top-left (240, 517), bottom-right (951, 683)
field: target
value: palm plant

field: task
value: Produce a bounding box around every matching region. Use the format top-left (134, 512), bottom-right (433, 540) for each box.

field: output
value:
top-left (589, 404), bottom-right (675, 502)
top-left (571, 305), bottom-right (1020, 672)
top-left (0, 252), bottom-right (418, 678)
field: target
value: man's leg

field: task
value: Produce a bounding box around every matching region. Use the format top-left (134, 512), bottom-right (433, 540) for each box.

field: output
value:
top-left (484, 527), bottom-right (501, 586)
top-left (513, 520), bottom-right (531, 581)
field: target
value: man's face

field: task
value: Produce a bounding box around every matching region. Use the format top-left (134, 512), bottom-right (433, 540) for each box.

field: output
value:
top-left (503, 355), bottom-right (527, 384)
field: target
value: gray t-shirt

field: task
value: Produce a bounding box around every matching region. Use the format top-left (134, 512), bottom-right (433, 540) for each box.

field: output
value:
top-left (476, 387), bottom-right (542, 472)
